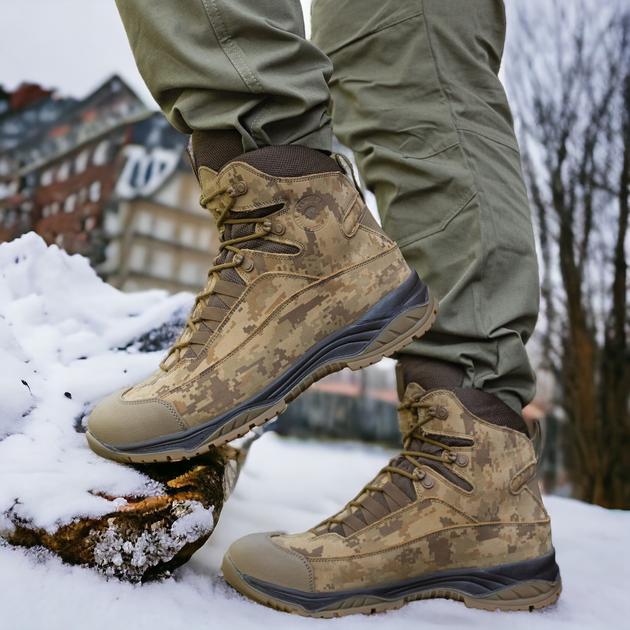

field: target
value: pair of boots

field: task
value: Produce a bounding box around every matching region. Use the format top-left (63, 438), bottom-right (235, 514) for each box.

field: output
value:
top-left (87, 134), bottom-right (561, 617)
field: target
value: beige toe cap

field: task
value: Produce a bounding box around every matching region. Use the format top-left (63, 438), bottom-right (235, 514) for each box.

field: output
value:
top-left (225, 532), bottom-right (313, 593)
top-left (87, 388), bottom-right (187, 446)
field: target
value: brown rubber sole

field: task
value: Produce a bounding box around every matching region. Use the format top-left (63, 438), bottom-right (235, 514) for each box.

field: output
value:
top-left (222, 552), bottom-right (562, 618)
top-left (86, 294), bottom-right (438, 464)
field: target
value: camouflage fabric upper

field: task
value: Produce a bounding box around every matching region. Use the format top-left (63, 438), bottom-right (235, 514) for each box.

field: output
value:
top-left (122, 159), bottom-right (410, 428)
top-left (260, 383), bottom-right (552, 592)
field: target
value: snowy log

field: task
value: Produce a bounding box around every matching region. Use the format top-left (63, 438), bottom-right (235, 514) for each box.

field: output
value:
top-left (0, 234), bottom-right (243, 582)
top-left (5, 447), bottom-right (242, 582)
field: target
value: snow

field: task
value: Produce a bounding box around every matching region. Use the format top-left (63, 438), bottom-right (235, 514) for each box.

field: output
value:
top-left (0, 233), bottom-right (193, 532)
top-left (1, 235), bottom-right (628, 627)
top-left (1, 432), bottom-right (628, 629)
top-left (92, 501), bottom-right (215, 581)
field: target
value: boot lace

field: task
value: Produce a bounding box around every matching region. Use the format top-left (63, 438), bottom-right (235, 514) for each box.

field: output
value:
top-left (315, 400), bottom-right (458, 533)
top-left (160, 185), bottom-right (271, 370)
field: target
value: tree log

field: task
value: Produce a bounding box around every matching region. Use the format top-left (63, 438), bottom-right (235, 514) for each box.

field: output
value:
top-left (3, 446), bottom-right (242, 582)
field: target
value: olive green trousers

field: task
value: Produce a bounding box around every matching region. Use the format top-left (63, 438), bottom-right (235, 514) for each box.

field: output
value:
top-left (115, 0), bottom-right (539, 414)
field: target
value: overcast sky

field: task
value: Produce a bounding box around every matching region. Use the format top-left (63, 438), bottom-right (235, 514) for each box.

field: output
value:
top-left (0, 0), bottom-right (316, 108)
top-left (0, 0), bottom-right (153, 104)
top-left (0, 0), bottom-right (523, 109)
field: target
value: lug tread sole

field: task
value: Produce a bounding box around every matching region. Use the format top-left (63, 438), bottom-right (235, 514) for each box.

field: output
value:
top-left (221, 554), bottom-right (562, 618)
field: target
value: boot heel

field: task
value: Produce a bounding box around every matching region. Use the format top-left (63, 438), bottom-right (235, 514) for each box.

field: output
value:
top-left (462, 579), bottom-right (562, 611)
top-left (345, 294), bottom-right (438, 371)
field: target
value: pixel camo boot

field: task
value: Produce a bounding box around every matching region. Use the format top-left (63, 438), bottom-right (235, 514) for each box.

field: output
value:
top-left (87, 133), bottom-right (437, 462)
top-left (223, 359), bottom-right (561, 617)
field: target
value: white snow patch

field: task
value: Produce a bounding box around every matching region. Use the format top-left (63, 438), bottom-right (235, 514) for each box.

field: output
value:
top-left (92, 501), bottom-right (214, 580)
top-left (0, 233), bottom-right (194, 531)
top-left (1, 432), bottom-right (628, 629)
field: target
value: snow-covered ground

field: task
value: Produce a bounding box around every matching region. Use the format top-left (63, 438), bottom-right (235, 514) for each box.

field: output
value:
top-left (0, 234), bottom-right (195, 534)
top-left (1, 433), bottom-right (628, 630)
top-left (1, 235), bottom-right (628, 629)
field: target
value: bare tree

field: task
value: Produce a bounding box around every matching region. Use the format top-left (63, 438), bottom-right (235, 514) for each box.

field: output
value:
top-left (507, 0), bottom-right (630, 508)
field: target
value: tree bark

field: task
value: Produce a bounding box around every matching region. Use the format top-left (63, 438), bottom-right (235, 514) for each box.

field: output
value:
top-left (4, 446), bottom-right (243, 582)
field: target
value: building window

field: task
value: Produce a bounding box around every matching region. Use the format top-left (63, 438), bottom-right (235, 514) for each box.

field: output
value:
top-left (154, 217), bottom-right (174, 241)
top-left (152, 250), bottom-right (174, 279)
top-left (129, 244), bottom-right (147, 272)
top-left (75, 150), bottom-right (90, 174)
top-left (40, 169), bottom-right (54, 186)
top-left (93, 140), bottom-right (110, 166)
top-left (135, 211), bottom-right (153, 235)
top-left (0, 180), bottom-right (18, 200)
top-left (51, 202), bottom-right (60, 215)
top-left (57, 162), bottom-right (71, 182)
top-left (179, 225), bottom-right (196, 248)
top-left (198, 228), bottom-right (213, 250)
top-left (64, 195), bottom-right (77, 214)
top-left (89, 181), bottom-right (101, 203)
top-left (179, 260), bottom-right (199, 284)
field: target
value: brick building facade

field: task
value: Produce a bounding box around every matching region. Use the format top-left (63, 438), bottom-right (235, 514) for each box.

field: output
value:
top-left (0, 76), bottom-right (220, 293)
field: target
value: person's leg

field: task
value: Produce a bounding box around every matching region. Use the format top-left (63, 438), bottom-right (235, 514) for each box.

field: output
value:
top-left (221, 1), bottom-right (560, 617)
top-left (312, 0), bottom-right (539, 414)
top-left (115, 0), bottom-right (333, 151)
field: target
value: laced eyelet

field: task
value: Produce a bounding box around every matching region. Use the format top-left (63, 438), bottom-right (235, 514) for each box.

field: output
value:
top-left (421, 476), bottom-right (434, 489)
top-left (233, 254), bottom-right (244, 265)
top-left (413, 469), bottom-right (434, 488)
top-left (432, 405), bottom-right (449, 420)
top-left (241, 256), bottom-right (254, 272)
top-left (228, 181), bottom-right (248, 197)
top-left (263, 220), bottom-right (285, 235)
top-left (445, 452), bottom-right (468, 467)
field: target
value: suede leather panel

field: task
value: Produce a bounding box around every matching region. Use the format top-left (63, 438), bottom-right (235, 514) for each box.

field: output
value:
top-left (227, 532), bottom-right (313, 593)
top-left (88, 388), bottom-right (187, 446)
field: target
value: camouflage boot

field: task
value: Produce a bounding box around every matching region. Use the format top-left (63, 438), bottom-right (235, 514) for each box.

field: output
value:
top-left (87, 132), bottom-right (437, 462)
top-left (222, 358), bottom-right (561, 617)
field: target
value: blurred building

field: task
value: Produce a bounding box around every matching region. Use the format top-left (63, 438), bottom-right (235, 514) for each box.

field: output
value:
top-left (0, 76), bottom-right (219, 294)
top-left (101, 114), bottom-right (218, 293)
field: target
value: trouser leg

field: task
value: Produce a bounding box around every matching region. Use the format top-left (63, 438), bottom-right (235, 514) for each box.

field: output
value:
top-left (115, 0), bottom-right (333, 151)
top-left (311, 0), bottom-right (539, 413)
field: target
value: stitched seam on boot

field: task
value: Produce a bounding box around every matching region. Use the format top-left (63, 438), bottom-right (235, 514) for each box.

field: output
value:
top-left (269, 535), bottom-right (315, 592)
top-left (510, 461), bottom-right (537, 494)
top-left (341, 194), bottom-right (366, 238)
top-left (308, 520), bottom-right (552, 563)
top-left (338, 497), bottom-right (479, 543)
top-left (423, 390), bottom-right (533, 450)
top-left (118, 394), bottom-right (188, 431)
top-left (168, 245), bottom-right (402, 391)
